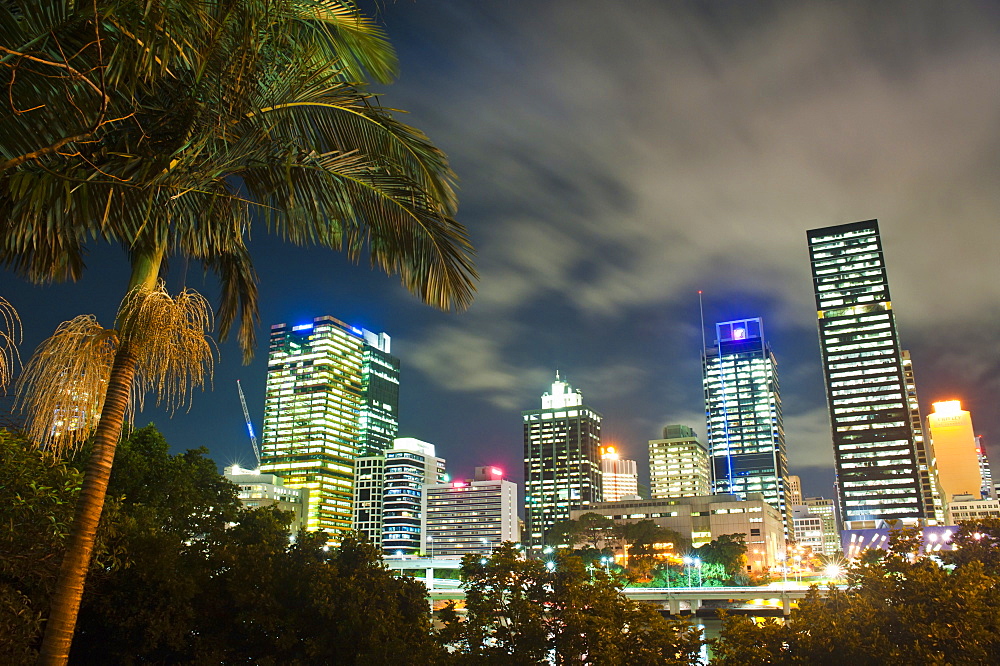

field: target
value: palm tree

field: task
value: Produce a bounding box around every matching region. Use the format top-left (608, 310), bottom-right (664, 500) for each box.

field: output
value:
top-left (0, 1), bottom-right (477, 663)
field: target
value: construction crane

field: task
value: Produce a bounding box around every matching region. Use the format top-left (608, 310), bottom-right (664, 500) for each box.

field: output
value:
top-left (237, 379), bottom-right (261, 470)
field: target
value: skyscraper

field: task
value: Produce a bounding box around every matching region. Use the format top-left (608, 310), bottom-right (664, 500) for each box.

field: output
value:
top-left (807, 220), bottom-right (925, 528)
top-left (600, 446), bottom-right (639, 501)
top-left (903, 351), bottom-right (944, 522)
top-left (977, 436), bottom-right (993, 500)
top-left (523, 374), bottom-right (602, 550)
top-left (648, 425), bottom-right (712, 499)
top-left (703, 317), bottom-right (790, 531)
top-left (787, 475), bottom-right (803, 507)
top-left (382, 438), bottom-right (446, 555)
top-left (261, 315), bottom-right (399, 535)
top-left (353, 438), bottom-right (446, 554)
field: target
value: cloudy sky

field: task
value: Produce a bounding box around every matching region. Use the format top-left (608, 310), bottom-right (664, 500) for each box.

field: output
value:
top-left (4, 0), bottom-right (999, 500)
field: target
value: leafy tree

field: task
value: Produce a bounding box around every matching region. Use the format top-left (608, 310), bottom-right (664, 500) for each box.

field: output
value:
top-left (0, 431), bottom-right (81, 665)
top-left (619, 519), bottom-right (685, 559)
top-left (711, 548), bottom-right (1000, 664)
top-left (697, 533), bottom-right (747, 578)
top-left (443, 543), bottom-right (702, 664)
top-left (65, 425), bottom-right (445, 665)
top-left (547, 513), bottom-right (617, 549)
top-left (942, 518), bottom-right (1000, 573)
top-left (2, 1), bottom-right (476, 661)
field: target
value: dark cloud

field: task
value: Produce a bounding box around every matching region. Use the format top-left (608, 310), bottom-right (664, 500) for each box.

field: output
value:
top-left (385, 0), bottom-right (1000, 493)
top-left (4, 1), bottom-right (998, 499)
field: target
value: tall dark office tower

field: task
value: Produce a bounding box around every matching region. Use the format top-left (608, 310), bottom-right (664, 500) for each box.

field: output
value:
top-left (807, 220), bottom-right (925, 528)
top-left (523, 374), bottom-right (602, 551)
top-left (703, 318), bottom-right (790, 532)
top-left (261, 316), bottom-right (399, 535)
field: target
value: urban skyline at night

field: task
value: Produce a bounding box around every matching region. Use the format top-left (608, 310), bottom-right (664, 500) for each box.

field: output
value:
top-left (2, 1), bottom-right (997, 506)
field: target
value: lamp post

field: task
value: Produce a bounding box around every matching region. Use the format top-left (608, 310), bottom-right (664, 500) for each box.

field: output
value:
top-left (683, 556), bottom-right (692, 587)
top-left (694, 558), bottom-right (702, 587)
top-left (427, 535), bottom-right (433, 560)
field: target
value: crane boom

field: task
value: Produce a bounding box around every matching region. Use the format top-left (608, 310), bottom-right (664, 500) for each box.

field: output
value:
top-left (237, 379), bottom-right (261, 469)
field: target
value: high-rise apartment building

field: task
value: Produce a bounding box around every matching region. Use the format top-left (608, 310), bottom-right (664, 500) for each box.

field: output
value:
top-left (600, 446), bottom-right (639, 501)
top-left (261, 316), bottom-right (399, 535)
top-left (807, 220), bottom-right (925, 529)
top-left (703, 317), bottom-right (790, 531)
top-left (353, 438), bottom-right (445, 554)
top-left (648, 425), bottom-right (711, 499)
top-left (928, 401), bottom-right (983, 503)
top-left (424, 466), bottom-right (519, 557)
top-left (903, 351), bottom-right (944, 522)
top-left (383, 438), bottom-right (446, 554)
top-left (978, 436), bottom-right (993, 500)
top-left (523, 374), bottom-right (602, 550)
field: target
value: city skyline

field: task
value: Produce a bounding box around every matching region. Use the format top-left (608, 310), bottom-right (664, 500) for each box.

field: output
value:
top-left (2, 1), bottom-right (998, 504)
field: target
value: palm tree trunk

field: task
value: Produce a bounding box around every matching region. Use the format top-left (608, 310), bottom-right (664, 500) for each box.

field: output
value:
top-left (37, 247), bottom-right (163, 666)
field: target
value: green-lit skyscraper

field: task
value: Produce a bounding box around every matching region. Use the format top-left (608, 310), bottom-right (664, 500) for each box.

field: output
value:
top-left (260, 315), bottom-right (399, 535)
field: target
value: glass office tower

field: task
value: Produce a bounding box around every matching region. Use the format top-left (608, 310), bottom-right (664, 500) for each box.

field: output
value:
top-left (261, 315), bottom-right (399, 536)
top-left (703, 317), bottom-right (790, 533)
top-left (807, 220), bottom-right (925, 528)
top-left (523, 374), bottom-right (602, 551)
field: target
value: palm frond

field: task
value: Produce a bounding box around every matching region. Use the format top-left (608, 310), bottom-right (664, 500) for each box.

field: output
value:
top-left (16, 315), bottom-right (117, 453)
top-left (119, 282), bottom-right (216, 414)
top-left (0, 296), bottom-right (21, 389)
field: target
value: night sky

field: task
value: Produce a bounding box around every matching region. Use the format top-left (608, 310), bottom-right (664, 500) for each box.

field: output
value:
top-left (3, 0), bottom-right (999, 502)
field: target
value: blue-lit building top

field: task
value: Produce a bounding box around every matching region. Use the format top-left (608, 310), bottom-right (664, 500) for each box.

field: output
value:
top-left (703, 317), bottom-right (790, 534)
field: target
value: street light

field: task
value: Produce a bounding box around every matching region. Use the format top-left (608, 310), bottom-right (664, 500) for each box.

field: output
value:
top-left (546, 560), bottom-right (556, 572)
top-left (694, 558), bottom-right (702, 587)
top-left (683, 556), bottom-right (693, 587)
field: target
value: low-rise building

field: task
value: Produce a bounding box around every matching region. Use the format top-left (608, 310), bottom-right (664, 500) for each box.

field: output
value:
top-left (948, 494), bottom-right (1000, 522)
top-left (792, 498), bottom-right (841, 557)
top-left (570, 493), bottom-right (783, 572)
top-left (224, 464), bottom-right (309, 532)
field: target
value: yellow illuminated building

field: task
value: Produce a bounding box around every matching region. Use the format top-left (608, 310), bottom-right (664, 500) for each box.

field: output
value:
top-left (928, 400), bottom-right (982, 504)
top-left (260, 316), bottom-right (398, 537)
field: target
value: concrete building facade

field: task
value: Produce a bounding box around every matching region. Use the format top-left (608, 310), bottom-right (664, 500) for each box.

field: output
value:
top-left (571, 494), bottom-right (783, 572)
top-left (928, 400), bottom-right (983, 503)
top-left (224, 464), bottom-right (309, 532)
top-left (600, 446), bottom-right (639, 501)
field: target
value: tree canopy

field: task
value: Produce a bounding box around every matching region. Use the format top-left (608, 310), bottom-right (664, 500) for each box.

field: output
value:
top-left (441, 543), bottom-right (702, 665)
top-left (711, 532), bottom-right (1000, 664)
top-left (0, 426), bottom-right (445, 664)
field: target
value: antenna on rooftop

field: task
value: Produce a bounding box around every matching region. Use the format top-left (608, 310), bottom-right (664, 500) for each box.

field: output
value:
top-left (237, 379), bottom-right (261, 470)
